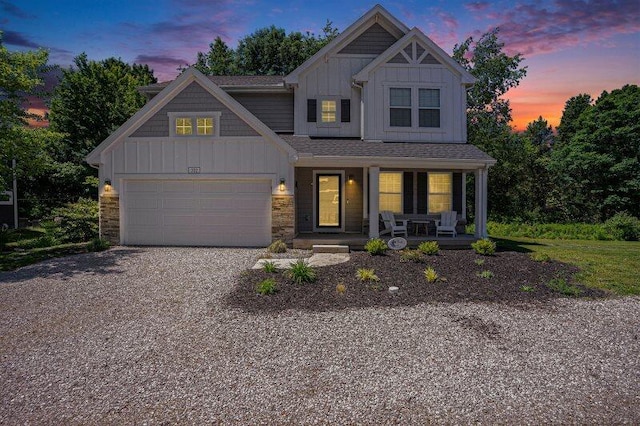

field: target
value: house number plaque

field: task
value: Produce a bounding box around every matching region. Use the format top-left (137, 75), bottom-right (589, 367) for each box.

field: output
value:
top-left (187, 167), bottom-right (201, 174)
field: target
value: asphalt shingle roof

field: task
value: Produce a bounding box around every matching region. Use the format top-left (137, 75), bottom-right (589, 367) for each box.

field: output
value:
top-left (280, 135), bottom-right (495, 162)
top-left (140, 75), bottom-right (285, 92)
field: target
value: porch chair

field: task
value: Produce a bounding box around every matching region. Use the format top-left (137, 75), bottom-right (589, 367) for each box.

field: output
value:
top-left (435, 211), bottom-right (458, 237)
top-left (379, 211), bottom-right (408, 237)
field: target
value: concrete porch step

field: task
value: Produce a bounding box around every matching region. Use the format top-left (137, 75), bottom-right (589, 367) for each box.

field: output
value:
top-left (312, 244), bottom-right (350, 254)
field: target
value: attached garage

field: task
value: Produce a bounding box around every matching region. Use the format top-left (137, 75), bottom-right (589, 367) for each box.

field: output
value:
top-left (122, 179), bottom-right (272, 247)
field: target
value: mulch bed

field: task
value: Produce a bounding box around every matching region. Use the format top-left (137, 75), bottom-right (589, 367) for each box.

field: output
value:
top-left (226, 250), bottom-right (608, 313)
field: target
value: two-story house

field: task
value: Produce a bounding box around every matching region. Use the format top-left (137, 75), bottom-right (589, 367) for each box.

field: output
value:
top-left (86, 4), bottom-right (495, 247)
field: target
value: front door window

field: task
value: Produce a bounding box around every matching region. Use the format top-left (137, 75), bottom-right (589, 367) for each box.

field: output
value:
top-left (316, 174), bottom-right (341, 227)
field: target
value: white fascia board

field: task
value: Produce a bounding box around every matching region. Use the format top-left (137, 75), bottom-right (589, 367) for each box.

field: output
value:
top-left (353, 27), bottom-right (476, 85)
top-left (294, 155), bottom-right (496, 169)
top-left (284, 4), bottom-right (409, 85)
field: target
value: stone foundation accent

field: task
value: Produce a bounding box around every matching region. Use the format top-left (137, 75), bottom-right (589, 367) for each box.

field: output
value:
top-left (271, 195), bottom-right (295, 244)
top-left (99, 195), bottom-right (120, 245)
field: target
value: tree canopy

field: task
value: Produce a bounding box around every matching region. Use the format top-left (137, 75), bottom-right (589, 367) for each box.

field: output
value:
top-left (191, 21), bottom-right (339, 76)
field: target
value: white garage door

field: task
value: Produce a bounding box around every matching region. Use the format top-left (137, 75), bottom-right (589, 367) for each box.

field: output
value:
top-left (123, 180), bottom-right (272, 247)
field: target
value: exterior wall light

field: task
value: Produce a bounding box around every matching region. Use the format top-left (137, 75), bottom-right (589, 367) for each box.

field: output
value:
top-left (348, 174), bottom-right (354, 183)
top-left (279, 178), bottom-right (286, 192)
top-left (104, 179), bottom-right (112, 192)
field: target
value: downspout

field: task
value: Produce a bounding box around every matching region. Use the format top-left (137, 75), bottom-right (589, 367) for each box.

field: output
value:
top-left (352, 81), bottom-right (364, 140)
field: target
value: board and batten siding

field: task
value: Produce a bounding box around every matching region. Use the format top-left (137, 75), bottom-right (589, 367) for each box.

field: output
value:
top-left (338, 23), bottom-right (399, 55)
top-left (131, 82), bottom-right (259, 137)
top-left (363, 64), bottom-right (468, 142)
top-left (231, 92), bottom-right (294, 132)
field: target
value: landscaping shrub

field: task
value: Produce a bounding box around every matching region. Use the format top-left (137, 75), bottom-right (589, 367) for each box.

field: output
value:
top-left (23, 235), bottom-right (60, 249)
top-left (546, 277), bottom-right (581, 296)
top-left (364, 238), bottom-right (387, 255)
top-left (604, 212), bottom-right (640, 241)
top-left (48, 198), bottom-right (98, 243)
top-left (267, 239), bottom-right (287, 253)
top-left (256, 278), bottom-right (277, 295)
top-left (424, 267), bottom-right (439, 283)
top-left (473, 221), bottom-right (611, 240)
top-left (477, 270), bottom-right (494, 279)
top-left (356, 268), bottom-right (379, 282)
top-left (0, 224), bottom-right (9, 251)
top-left (530, 252), bottom-right (551, 262)
top-left (87, 238), bottom-right (110, 252)
top-left (417, 241), bottom-right (439, 255)
top-left (285, 259), bottom-right (316, 284)
top-left (262, 260), bottom-right (278, 273)
top-left (400, 249), bottom-right (423, 263)
top-left (336, 282), bottom-right (346, 294)
top-left (471, 238), bottom-right (496, 255)
top-left (474, 258), bottom-right (485, 266)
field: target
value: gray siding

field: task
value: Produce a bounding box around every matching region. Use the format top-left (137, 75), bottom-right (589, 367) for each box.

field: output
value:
top-left (295, 167), bottom-right (363, 233)
top-left (231, 92), bottom-right (294, 132)
top-left (131, 82), bottom-right (259, 137)
top-left (338, 23), bottom-right (398, 55)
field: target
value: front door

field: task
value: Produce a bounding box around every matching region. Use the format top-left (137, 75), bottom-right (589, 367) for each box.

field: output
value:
top-left (315, 172), bottom-right (343, 231)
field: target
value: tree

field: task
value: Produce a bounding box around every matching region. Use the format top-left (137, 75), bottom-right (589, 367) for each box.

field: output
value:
top-left (523, 116), bottom-right (554, 150)
top-left (0, 32), bottom-right (59, 192)
top-left (548, 85), bottom-right (640, 221)
top-left (556, 93), bottom-right (592, 145)
top-left (192, 21), bottom-right (339, 76)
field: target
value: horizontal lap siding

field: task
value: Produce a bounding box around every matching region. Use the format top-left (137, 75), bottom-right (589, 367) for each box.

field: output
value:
top-left (131, 82), bottom-right (258, 137)
top-left (231, 93), bottom-right (294, 132)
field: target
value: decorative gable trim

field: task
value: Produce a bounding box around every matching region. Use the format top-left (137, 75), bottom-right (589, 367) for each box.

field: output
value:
top-left (284, 4), bottom-right (409, 85)
top-left (352, 28), bottom-right (476, 85)
top-left (86, 68), bottom-right (296, 165)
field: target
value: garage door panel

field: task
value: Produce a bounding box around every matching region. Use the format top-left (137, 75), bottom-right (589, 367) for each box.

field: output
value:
top-left (124, 179), bottom-right (272, 247)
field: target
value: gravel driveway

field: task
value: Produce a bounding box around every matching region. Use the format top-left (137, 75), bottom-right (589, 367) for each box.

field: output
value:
top-left (1, 247), bottom-right (638, 424)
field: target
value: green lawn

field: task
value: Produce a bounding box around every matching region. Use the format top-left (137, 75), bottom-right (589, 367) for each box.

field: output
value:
top-left (494, 237), bottom-right (640, 296)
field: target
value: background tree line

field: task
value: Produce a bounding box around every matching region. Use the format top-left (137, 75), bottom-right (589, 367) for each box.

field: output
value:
top-left (1, 26), bottom-right (638, 227)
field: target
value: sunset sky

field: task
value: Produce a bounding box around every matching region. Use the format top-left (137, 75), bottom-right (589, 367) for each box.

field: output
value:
top-left (3, 0), bottom-right (639, 130)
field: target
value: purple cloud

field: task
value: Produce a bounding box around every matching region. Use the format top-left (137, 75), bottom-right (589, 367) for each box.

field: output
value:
top-left (465, 2), bottom-right (491, 12)
top-left (1, 0), bottom-right (36, 19)
top-left (474, 0), bottom-right (640, 56)
top-left (3, 30), bottom-right (39, 48)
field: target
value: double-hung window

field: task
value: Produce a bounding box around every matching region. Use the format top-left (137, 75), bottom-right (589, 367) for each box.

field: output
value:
top-left (388, 87), bottom-right (441, 129)
top-left (389, 88), bottom-right (412, 127)
top-left (379, 172), bottom-right (403, 213)
top-left (419, 89), bottom-right (440, 128)
top-left (321, 100), bottom-right (337, 123)
top-left (428, 172), bottom-right (452, 213)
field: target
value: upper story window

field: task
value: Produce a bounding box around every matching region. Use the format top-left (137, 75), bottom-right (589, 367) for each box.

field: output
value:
top-left (168, 112), bottom-right (221, 137)
top-left (386, 86), bottom-right (441, 130)
top-left (321, 100), bottom-right (337, 123)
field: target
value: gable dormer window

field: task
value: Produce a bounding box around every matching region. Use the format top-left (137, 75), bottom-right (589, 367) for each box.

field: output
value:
top-left (390, 88), bottom-right (411, 127)
top-left (321, 100), bottom-right (336, 123)
top-left (419, 89), bottom-right (440, 128)
top-left (307, 98), bottom-right (351, 126)
top-left (385, 86), bottom-right (442, 131)
top-left (168, 112), bottom-right (221, 137)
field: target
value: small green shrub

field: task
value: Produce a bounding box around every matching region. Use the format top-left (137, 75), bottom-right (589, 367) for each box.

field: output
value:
top-left (336, 282), bottom-right (346, 294)
top-left (474, 258), bottom-right (485, 266)
top-left (604, 212), bottom-right (640, 241)
top-left (256, 278), bottom-right (277, 295)
top-left (356, 268), bottom-right (379, 282)
top-left (477, 270), bottom-right (494, 279)
top-left (285, 259), bottom-right (316, 285)
top-left (400, 249), bottom-right (423, 263)
top-left (471, 238), bottom-right (496, 255)
top-left (48, 198), bottom-right (99, 243)
top-left (530, 252), bottom-right (551, 262)
top-left (87, 238), bottom-right (110, 252)
top-left (0, 224), bottom-right (9, 251)
top-left (424, 267), bottom-right (438, 283)
top-left (417, 241), bottom-right (439, 255)
top-left (267, 239), bottom-right (287, 253)
top-left (546, 277), bottom-right (581, 296)
top-left (520, 285), bottom-right (535, 292)
top-left (20, 234), bottom-right (60, 249)
top-left (262, 260), bottom-right (278, 273)
top-left (364, 238), bottom-right (388, 255)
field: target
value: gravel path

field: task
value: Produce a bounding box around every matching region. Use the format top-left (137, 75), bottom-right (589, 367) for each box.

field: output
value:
top-left (1, 247), bottom-right (638, 424)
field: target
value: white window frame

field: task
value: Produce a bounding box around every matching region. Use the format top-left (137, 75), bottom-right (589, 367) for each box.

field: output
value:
top-left (168, 111), bottom-right (221, 137)
top-left (428, 172), bottom-right (453, 214)
top-left (379, 171), bottom-right (403, 214)
top-left (383, 83), bottom-right (445, 133)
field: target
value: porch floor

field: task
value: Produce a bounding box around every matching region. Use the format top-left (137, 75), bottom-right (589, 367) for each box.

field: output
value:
top-left (293, 233), bottom-right (478, 250)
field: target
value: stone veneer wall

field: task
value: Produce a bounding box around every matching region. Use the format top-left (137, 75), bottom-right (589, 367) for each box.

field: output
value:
top-left (271, 195), bottom-right (295, 244)
top-left (99, 195), bottom-right (120, 245)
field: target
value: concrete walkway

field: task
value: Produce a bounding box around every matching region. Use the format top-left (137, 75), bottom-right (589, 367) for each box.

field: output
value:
top-left (252, 253), bottom-right (350, 269)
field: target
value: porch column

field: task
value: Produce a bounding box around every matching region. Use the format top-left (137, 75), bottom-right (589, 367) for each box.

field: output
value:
top-left (368, 166), bottom-right (380, 238)
top-left (461, 172), bottom-right (467, 220)
top-left (474, 167), bottom-right (488, 238)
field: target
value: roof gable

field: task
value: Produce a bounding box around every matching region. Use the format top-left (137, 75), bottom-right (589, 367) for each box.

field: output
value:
top-left (353, 28), bottom-right (476, 85)
top-left (86, 68), bottom-right (295, 165)
top-left (284, 4), bottom-right (409, 85)
top-left (337, 22), bottom-right (399, 55)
